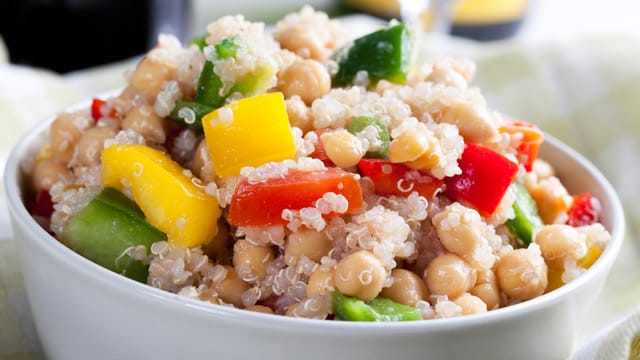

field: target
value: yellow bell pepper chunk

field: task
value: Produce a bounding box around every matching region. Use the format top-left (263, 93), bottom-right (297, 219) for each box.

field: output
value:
top-left (577, 242), bottom-right (604, 269)
top-left (102, 144), bottom-right (221, 248)
top-left (202, 92), bottom-right (296, 178)
top-left (545, 242), bottom-right (604, 294)
top-left (545, 268), bottom-right (563, 293)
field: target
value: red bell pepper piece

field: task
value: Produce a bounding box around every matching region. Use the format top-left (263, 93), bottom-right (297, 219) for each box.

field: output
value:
top-left (228, 168), bottom-right (363, 227)
top-left (499, 119), bottom-right (543, 172)
top-left (31, 190), bottom-right (54, 218)
top-left (357, 159), bottom-right (443, 199)
top-left (566, 193), bottom-right (599, 227)
top-left (91, 98), bottom-right (116, 121)
top-left (444, 143), bottom-right (518, 216)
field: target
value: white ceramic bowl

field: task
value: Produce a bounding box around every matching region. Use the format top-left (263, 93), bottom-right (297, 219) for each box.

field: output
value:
top-left (4, 103), bottom-right (625, 360)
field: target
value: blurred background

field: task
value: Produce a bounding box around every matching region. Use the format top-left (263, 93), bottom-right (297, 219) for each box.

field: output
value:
top-left (1, 0), bottom-right (639, 73)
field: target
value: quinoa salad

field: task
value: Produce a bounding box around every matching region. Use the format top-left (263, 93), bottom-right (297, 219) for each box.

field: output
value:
top-left (26, 7), bottom-right (611, 321)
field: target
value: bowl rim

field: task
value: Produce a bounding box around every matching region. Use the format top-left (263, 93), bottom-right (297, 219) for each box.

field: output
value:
top-left (3, 97), bottom-right (626, 334)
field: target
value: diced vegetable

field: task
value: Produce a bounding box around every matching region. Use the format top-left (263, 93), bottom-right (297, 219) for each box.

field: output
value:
top-left (331, 292), bottom-right (422, 322)
top-left (444, 143), bottom-right (519, 216)
top-left (168, 101), bottom-right (214, 129)
top-left (195, 60), bottom-right (226, 108)
top-left (499, 119), bottom-right (544, 172)
top-left (566, 193), bottom-right (599, 226)
top-left (214, 36), bottom-right (240, 58)
top-left (577, 241), bottom-right (604, 268)
top-left (31, 190), bottom-right (54, 219)
top-left (189, 34), bottom-right (208, 51)
top-left (202, 92), bottom-right (296, 178)
top-left (90, 98), bottom-right (115, 121)
top-left (196, 35), bottom-right (278, 107)
top-left (91, 98), bottom-right (106, 120)
top-left (332, 23), bottom-right (412, 87)
top-left (506, 182), bottom-right (543, 245)
top-left (228, 168), bottom-right (363, 227)
top-left (347, 116), bottom-right (390, 159)
top-left (62, 187), bottom-right (167, 282)
top-left (357, 158), bottom-right (443, 199)
top-left (545, 269), bottom-right (563, 293)
top-left (102, 144), bottom-right (221, 248)
top-left (546, 239), bottom-right (604, 293)
top-left (195, 37), bottom-right (241, 107)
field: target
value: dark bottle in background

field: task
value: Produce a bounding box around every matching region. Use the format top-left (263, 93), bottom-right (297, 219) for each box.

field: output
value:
top-left (0, 0), bottom-right (189, 73)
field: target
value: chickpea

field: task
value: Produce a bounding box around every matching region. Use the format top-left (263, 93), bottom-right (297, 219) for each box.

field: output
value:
top-left (432, 203), bottom-right (496, 270)
top-left (380, 269), bottom-right (429, 307)
top-left (532, 158), bottom-right (554, 179)
top-left (131, 57), bottom-right (174, 99)
top-left (334, 250), bottom-right (386, 301)
top-left (191, 139), bottom-right (214, 182)
top-left (284, 305), bottom-right (299, 318)
top-left (453, 293), bottom-right (487, 315)
top-left (245, 305), bottom-right (274, 315)
top-left (232, 240), bottom-right (274, 282)
top-left (475, 267), bottom-right (497, 286)
top-left (527, 176), bottom-right (572, 224)
top-left (214, 265), bottom-right (250, 308)
top-left (495, 245), bottom-right (548, 301)
top-left (285, 96), bottom-right (313, 133)
top-left (31, 159), bottom-right (74, 192)
top-left (285, 229), bottom-right (332, 264)
top-left (321, 129), bottom-right (365, 168)
top-left (439, 102), bottom-right (499, 144)
top-left (470, 269), bottom-right (500, 310)
top-left (307, 268), bottom-right (335, 297)
top-left (112, 85), bottom-right (137, 115)
top-left (424, 253), bottom-right (476, 299)
top-left (388, 126), bottom-right (433, 163)
top-left (470, 284), bottom-right (500, 310)
top-left (74, 127), bottom-right (117, 166)
top-left (534, 224), bottom-right (587, 270)
top-left (50, 112), bottom-right (92, 163)
top-left (122, 104), bottom-right (167, 144)
top-left (277, 59), bottom-right (330, 105)
top-left (285, 295), bottom-right (330, 319)
top-left (275, 29), bottom-right (327, 61)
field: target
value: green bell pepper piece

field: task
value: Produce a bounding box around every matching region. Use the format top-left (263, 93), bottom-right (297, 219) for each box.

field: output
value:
top-left (189, 34), bottom-right (208, 51)
top-left (195, 35), bottom-right (277, 108)
top-left (214, 36), bottom-right (240, 59)
top-left (332, 23), bottom-right (412, 87)
top-left (506, 182), bottom-right (544, 245)
top-left (195, 60), bottom-right (226, 108)
top-left (347, 115), bottom-right (391, 159)
top-left (62, 187), bottom-right (167, 282)
top-left (331, 291), bottom-right (422, 322)
top-left (169, 101), bottom-right (214, 129)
